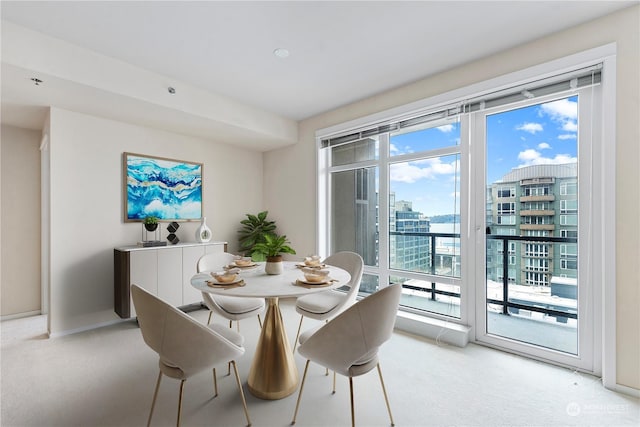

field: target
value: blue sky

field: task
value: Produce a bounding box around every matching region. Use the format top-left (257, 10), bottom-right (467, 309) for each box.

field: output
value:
top-left (388, 95), bottom-right (578, 217)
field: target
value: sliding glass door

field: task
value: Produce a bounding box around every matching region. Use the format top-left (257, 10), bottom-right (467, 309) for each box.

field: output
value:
top-left (474, 87), bottom-right (599, 370)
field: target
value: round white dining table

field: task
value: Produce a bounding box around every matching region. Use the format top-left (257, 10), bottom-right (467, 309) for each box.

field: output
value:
top-left (191, 261), bottom-right (350, 400)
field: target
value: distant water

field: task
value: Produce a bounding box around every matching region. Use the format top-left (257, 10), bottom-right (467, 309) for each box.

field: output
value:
top-left (429, 222), bottom-right (461, 234)
top-left (430, 222), bottom-right (461, 252)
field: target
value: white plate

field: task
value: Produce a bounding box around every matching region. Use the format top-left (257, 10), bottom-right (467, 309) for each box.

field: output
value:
top-left (296, 278), bottom-right (331, 286)
top-left (207, 278), bottom-right (245, 286)
top-left (228, 262), bottom-right (258, 269)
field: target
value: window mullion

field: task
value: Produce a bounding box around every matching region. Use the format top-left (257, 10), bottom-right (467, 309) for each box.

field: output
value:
top-left (378, 133), bottom-right (390, 288)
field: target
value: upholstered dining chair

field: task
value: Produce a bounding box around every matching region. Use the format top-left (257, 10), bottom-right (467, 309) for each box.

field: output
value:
top-left (197, 252), bottom-right (265, 331)
top-left (292, 251), bottom-right (364, 354)
top-left (130, 284), bottom-right (251, 427)
top-left (291, 284), bottom-right (402, 427)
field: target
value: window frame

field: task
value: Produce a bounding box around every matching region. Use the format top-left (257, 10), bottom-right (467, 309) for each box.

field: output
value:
top-left (316, 44), bottom-right (616, 382)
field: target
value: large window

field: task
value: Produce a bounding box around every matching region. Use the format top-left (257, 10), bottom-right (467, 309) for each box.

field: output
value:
top-left (318, 52), bottom-right (613, 374)
top-left (324, 117), bottom-right (462, 318)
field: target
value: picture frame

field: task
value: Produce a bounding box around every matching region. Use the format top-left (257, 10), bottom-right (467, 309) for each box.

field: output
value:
top-left (123, 152), bottom-right (203, 222)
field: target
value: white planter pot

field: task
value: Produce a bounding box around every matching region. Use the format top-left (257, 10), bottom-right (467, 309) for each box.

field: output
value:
top-left (265, 256), bottom-right (283, 275)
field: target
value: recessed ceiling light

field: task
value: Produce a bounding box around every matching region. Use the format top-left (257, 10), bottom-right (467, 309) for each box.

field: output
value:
top-left (168, 86), bottom-right (176, 94)
top-left (273, 48), bottom-right (290, 59)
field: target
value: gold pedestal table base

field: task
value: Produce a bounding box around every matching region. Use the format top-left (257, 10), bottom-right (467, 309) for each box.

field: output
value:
top-left (247, 297), bottom-right (299, 399)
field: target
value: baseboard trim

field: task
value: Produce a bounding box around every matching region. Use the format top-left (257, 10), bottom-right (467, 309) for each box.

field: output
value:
top-left (395, 310), bottom-right (470, 347)
top-left (607, 382), bottom-right (640, 398)
top-left (48, 318), bottom-right (130, 338)
top-left (0, 310), bottom-right (42, 321)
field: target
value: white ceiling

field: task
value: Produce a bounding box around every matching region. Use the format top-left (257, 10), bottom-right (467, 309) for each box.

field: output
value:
top-left (1, 1), bottom-right (636, 150)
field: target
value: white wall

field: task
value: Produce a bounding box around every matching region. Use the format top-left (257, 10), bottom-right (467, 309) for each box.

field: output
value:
top-left (264, 6), bottom-right (639, 390)
top-left (1, 125), bottom-right (41, 317)
top-left (47, 108), bottom-right (263, 334)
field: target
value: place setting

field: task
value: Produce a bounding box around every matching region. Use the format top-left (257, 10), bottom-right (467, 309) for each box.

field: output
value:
top-left (295, 255), bottom-right (326, 269)
top-left (293, 267), bottom-right (338, 288)
top-left (225, 255), bottom-right (259, 270)
top-left (206, 268), bottom-right (246, 289)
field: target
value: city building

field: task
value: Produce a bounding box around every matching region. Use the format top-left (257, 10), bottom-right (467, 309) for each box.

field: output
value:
top-left (487, 163), bottom-right (578, 288)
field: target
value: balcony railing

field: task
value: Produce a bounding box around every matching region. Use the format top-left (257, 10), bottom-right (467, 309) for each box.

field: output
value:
top-left (487, 234), bottom-right (577, 320)
top-left (389, 231), bottom-right (578, 321)
top-left (390, 231), bottom-right (460, 302)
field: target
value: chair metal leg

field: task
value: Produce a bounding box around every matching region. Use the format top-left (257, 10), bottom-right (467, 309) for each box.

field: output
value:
top-left (147, 371), bottom-right (163, 427)
top-left (229, 320), bottom-right (233, 329)
top-left (332, 371), bottom-right (336, 394)
top-left (292, 315), bottom-right (304, 354)
top-left (207, 311), bottom-right (213, 325)
top-left (291, 360), bottom-right (310, 425)
top-left (324, 321), bottom-right (329, 376)
top-left (349, 376), bottom-right (355, 427)
top-left (377, 363), bottom-right (395, 427)
top-left (212, 368), bottom-right (218, 397)
top-left (257, 314), bottom-right (263, 328)
top-left (176, 379), bottom-right (186, 427)
top-left (231, 360), bottom-right (252, 427)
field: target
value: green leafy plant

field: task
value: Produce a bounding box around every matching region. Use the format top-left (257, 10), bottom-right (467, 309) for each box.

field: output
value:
top-left (143, 216), bottom-right (159, 231)
top-left (251, 233), bottom-right (296, 261)
top-left (143, 216), bottom-right (158, 225)
top-left (238, 211), bottom-right (276, 259)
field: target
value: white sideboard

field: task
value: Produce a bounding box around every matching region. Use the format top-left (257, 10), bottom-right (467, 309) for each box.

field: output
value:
top-left (114, 241), bottom-right (227, 318)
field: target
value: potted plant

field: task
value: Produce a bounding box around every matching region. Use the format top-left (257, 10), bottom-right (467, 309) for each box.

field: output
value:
top-left (252, 233), bottom-right (296, 275)
top-left (238, 211), bottom-right (276, 260)
top-left (143, 216), bottom-right (158, 232)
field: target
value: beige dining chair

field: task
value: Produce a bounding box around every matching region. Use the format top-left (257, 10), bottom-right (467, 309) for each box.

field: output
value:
top-left (197, 252), bottom-right (265, 331)
top-left (131, 284), bottom-right (251, 427)
top-left (292, 251), bottom-right (364, 353)
top-left (291, 284), bottom-right (402, 427)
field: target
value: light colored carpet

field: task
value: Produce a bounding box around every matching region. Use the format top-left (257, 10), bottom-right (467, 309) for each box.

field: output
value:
top-left (1, 298), bottom-right (638, 427)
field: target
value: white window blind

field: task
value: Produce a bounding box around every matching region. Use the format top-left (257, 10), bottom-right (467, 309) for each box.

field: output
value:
top-left (320, 64), bottom-right (601, 149)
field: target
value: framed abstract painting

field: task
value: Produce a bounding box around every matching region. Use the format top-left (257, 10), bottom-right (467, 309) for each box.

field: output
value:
top-left (123, 152), bottom-right (203, 221)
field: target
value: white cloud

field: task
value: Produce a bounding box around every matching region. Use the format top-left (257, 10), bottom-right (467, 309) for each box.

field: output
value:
top-left (390, 143), bottom-right (400, 153)
top-left (517, 149), bottom-right (577, 167)
top-left (437, 124), bottom-right (454, 133)
top-left (516, 122), bottom-right (543, 134)
top-left (558, 134), bottom-right (577, 140)
top-left (540, 98), bottom-right (578, 135)
top-left (562, 121), bottom-right (578, 132)
top-left (540, 99), bottom-right (577, 121)
top-left (537, 142), bottom-right (551, 150)
top-left (390, 158), bottom-right (458, 183)
top-left (518, 149), bottom-right (540, 162)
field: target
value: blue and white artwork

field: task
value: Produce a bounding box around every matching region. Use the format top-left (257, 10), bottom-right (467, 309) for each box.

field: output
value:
top-left (125, 153), bottom-right (203, 221)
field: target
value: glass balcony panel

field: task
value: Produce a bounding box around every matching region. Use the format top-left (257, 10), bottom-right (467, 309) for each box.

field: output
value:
top-left (358, 273), bottom-right (379, 297)
top-left (391, 275), bottom-right (460, 318)
top-left (486, 236), bottom-right (578, 354)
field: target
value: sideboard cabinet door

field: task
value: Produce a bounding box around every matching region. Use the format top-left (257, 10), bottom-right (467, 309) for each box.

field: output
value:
top-left (158, 248), bottom-right (183, 307)
top-left (129, 250), bottom-right (158, 317)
